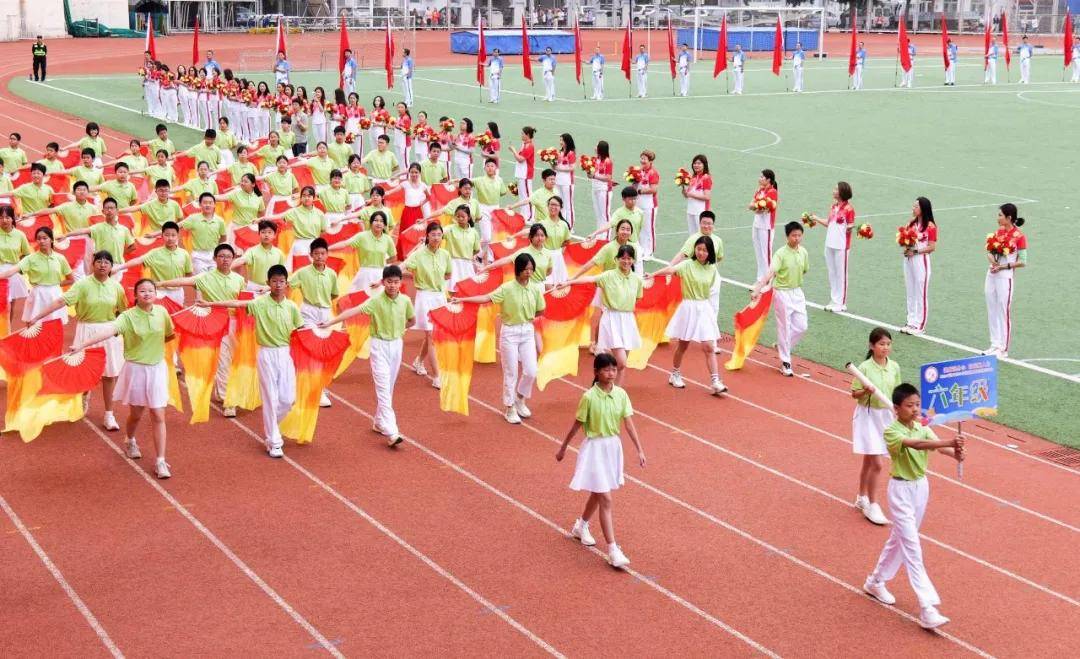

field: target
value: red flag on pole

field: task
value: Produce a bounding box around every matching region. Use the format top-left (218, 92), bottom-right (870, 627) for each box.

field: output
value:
top-left (714, 15), bottom-right (728, 77)
top-left (940, 13), bottom-right (950, 70)
top-left (192, 17), bottom-right (199, 66)
top-left (521, 16), bottom-right (533, 82)
top-left (477, 18), bottom-right (487, 85)
top-left (848, 10), bottom-right (858, 76)
top-left (275, 16), bottom-right (287, 58)
top-left (384, 19), bottom-right (395, 89)
top-left (1066, 12), bottom-right (1075, 69)
top-left (144, 14), bottom-right (157, 60)
top-left (338, 15), bottom-right (350, 88)
top-left (620, 18), bottom-right (632, 80)
top-left (771, 15), bottom-right (783, 76)
top-left (667, 20), bottom-right (676, 79)
top-left (573, 19), bottom-right (583, 83)
top-left (1001, 11), bottom-right (1011, 68)
top-left (899, 14), bottom-right (912, 72)
top-left (983, 13), bottom-right (992, 70)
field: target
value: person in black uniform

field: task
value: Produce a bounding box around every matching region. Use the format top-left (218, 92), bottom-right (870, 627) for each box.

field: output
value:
top-left (31, 36), bottom-right (47, 82)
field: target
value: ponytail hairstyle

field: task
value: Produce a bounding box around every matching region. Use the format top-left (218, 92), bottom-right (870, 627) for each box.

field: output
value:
top-left (865, 327), bottom-right (893, 360)
top-left (592, 352), bottom-right (618, 384)
top-left (241, 173), bottom-right (261, 196)
top-left (915, 197), bottom-right (935, 232)
top-left (761, 168), bottom-right (777, 190)
top-left (999, 203), bottom-right (1025, 227)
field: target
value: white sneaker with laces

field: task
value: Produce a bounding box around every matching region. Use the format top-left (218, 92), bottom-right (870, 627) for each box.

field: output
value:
top-left (711, 378), bottom-right (728, 395)
top-left (608, 544), bottom-right (630, 569)
top-left (319, 392), bottom-right (332, 408)
top-left (571, 518), bottom-right (596, 546)
top-left (412, 357), bottom-right (428, 376)
top-left (918, 606), bottom-right (950, 629)
top-left (863, 577), bottom-right (896, 605)
top-left (854, 494), bottom-right (869, 511)
top-left (103, 412), bottom-right (120, 431)
top-left (125, 438), bottom-right (142, 459)
top-left (780, 362), bottom-right (794, 377)
top-left (222, 406), bottom-right (237, 418)
top-left (668, 371), bottom-right (685, 388)
top-left (864, 502), bottom-right (889, 525)
top-left (155, 458), bottom-right (171, 479)
top-left (267, 441), bottom-right (284, 458)
top-left (505, 407), bottom-right (522, 424)
top-left (514, 397), bottom-right (532, 418)
top-left (824, 303), bottom-right (835, 312)
top-left (431, 376), bottom-right (441, 389)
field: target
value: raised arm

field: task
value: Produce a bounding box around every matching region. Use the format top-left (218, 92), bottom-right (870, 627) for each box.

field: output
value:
top-left (24, 297), bottom-right (67, 325)
top-left (156, 275), bottom-right (199, 289)
top-left (68, 324), bottom-right (120, 353)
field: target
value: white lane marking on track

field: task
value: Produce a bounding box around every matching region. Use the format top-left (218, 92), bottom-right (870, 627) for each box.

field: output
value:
top-left (79, 420), bottom-right (345, 658)
top-left (0, 495), bottom-right (124, 658)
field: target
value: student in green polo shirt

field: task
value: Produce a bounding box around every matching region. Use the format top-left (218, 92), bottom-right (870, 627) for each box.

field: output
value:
top-left (0, 205), bottom-right (31, 320)
top-left (63, 122), bottom-right (107, 166)
top-left (288, 238), bottom-right (339, 408)
top-left (68, 278), bottom-right (176, 479)
top-left (177, 193), bottom-right (227, 273)
top-left (850, 327), bottom-right (902, 527)
top-left (327, 126), bottom-right (353, 169)
top-left (589, 186), bottom-right (644, 243)
top-left (182, 128), bottom-right (221, 170)
top-left (255, 131), bottom-right (288, 171)
top-left (226, 146), bottom-right (257, 184)
top-left (259, 155), bottom-right (300, 200)
top-left (27, 250), bottom-right (126, 431)
top-left (482, 223), bottom-right (552, 284)
top-left (0, 132), bottom-right (29, 172)
top-left (343, 154), bottom-right (372, 207)
top-left (670, 210), bottom-right (724, 354)
top-left (113, 221), bottom-right (192, 305)
top-left (649, 235), bottom-right (728, 395)
top-left (137, 149), bottom-right (176, 188)
top-left (403, 222), bottom-right (451, 388)
top-left (304, 141), bottom-right (335, 185)
top-left (232, 220), bottom-right (286, 289)
top-left (63, 198), bottom-right (135, 269)
top-left (454, 252), bottom-right (546, 425)
top-left (13, 163), bottom-right (55, 214)
top-left (327, 211), bottom-right (394, 291)
top-left (473, 157), bottom-right (510, 259)
top-left (62, 148), bottom-right (105, 187)
top-left (569, 218), bottom-right (640, 351)
top-left (35, 141), bottom-right (65, 173)
top-left (503, 167), bottom-right (557, 223)
top-left (864, 383), bottom-right (964, 630)
top-left (361, 134), bottom-right (400, 182)
top-left (420, 142), bottom-right (448, 185)
top-left (0, 226), bottom-right (72, 327)
top-left (317, 169), bottom-right (351, 218)
top-left (556, 352), bottom-right (645, 570)
top-left (421, 177), bottom-right (480, 228)
top-left (30, 180), bottom-right (96, 233)
top-left (221, 173), bottom-right (266, 227)
top-left (123, 179), bottom-right (183, 233)
top-left (91, 163), bottom-right (138, 209)
top-left (147, 124), bottom-right (175, 158)
top-left (199, 264), bottom-right (303, 457)
top-left (114, 139), bottom-right (147, 173)
top-left (751, 221), bottom-right (810, 377)
top-left (322, 264), bottom-right (415, 446)
top-left (441, 204), bottom-right (481, 292)
top-left (173, 160), bottom-right (219, 202)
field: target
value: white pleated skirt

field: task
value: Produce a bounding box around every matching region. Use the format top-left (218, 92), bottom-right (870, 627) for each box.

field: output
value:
top-left (76, 321), bottom-right (124, 378)
top-left (412, 289), bottom-right (446, 332)
top-left (23, 284), bottom-right (67, 324)
top-left (597, 310), bottom-right (641, 352)
top-left (546, 248), bottom-right (568, 284)
top-left (114, 360), bottom-right (168, 409)
top-left (570, 435), bottom-right (625, 493)
top-left (665, 298), bottom-right (721, 343)
top-left (449, 258), bottom-right (476, 290)
top-left (852, 405), bottom-right (894, 455)
top-left (6, 272), bottom-right (28, 301)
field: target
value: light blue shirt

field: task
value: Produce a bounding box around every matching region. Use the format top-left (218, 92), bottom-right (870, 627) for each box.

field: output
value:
top-left (988, 45), bottom-right (998, 60)
top-left (589, 54), bottom-right (605, 66)
top-left (856, 48), bottom-right (866, 65)
top-left (204, 59), bottom-right (221, 74)
top-left (677, 51), bottom-right (691, 69)
top-left (947, 44), bottom-right (958, 61)
top-left (1018, 44), bottom-right (1033, 59)
top-left (275, 59), bottom-right (291, 81)
top-left (635, 53), bottom-right (649, 70)
top-left (342, 56), bottom-right (357, 81)
top-left (539, 54), bottom-right (556, 72)
top-left (402, 55), bottom-right (414, 78)
top-left (793, 48), bottom-right (804, 65)
top-left (908, 44), bottom-right (916, 58)
top-left (489, 55), bottom-right (504, 75)
top-left (733, 52), bottom-right (745, 68)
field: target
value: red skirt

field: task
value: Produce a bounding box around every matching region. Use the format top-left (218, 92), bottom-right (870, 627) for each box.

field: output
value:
top-left (396, 205), bottom-right (425, 260)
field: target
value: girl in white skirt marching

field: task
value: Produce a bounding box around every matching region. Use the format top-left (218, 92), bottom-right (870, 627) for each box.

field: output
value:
top-left (556, 353), bottom-right (646, 569)
top-left (648, 236), bottom-right (728, 396)
top-left (404, 222), bottom-right (452, 389)
top-left (442, 205), bottom-right (482, 292)
top-left (851, 327), bottom-right (901, 526)
top-left (0, 226), bottom-right (73, 327)
top-left (68, 279), bottom-right (176, 479)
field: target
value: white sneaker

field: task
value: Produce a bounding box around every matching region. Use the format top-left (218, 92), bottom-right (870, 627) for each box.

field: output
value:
top-left (863, 577), bottom-right (896, 605)
top-left (505, 407), bottom-right (522, 424)
top-left (431, 376), bottom-right (441, 390)
top-left (918, 606), bottom-right (950, 629)
top-left (155, 458), bottom-right (171, 479)
top-left (864, 502), bottom-right (889, 525)
top-left (267, 442), bottom-right (284, 458)
top-left (854, 494), bottom-right (869, 511)
top-left (906, 327), bottom-right (925, 336)
top-left (824, 303), bottom-right (835, 312)
top-left (571, 518), bottom-right (596, 546)
top-left (412, 357), bottom-right (428, 376)
top-left (372, 422), bottom-right (383, 434)
top-left (514, 397), bottom-right (532, 418)
top-left (125, 438), bottom-right (142, 459)
top-left (710, 379), bottom-right (728, 395)
top-left (387, 434), bottom-right (403, 447)
top-left (780, 362), bottom-right (794, 377)
top-left (981, 346), bottom-right (998, 356)
top-left (222, 406), bottom-right (237, 418)
top-left (608, 544), bottom-right (630, 569)
top-left (668, 371), bottom-right (685, 388)
top-left (319, 392), bottom-right (332, 408)
top-left (103, 412), bottom-right (120, 431)
top-left (899, 326), bottom-right (911, 334)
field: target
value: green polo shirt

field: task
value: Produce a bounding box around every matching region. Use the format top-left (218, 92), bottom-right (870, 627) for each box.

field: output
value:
top-left (139, 198), bottom-right (184, 232)
top-left (317, 185), bottom-right (349, 213)
top-left (194, 269), bottom-right (245, 303)
top-left (113, 304), bottom-right (174, 365)
top-left (256, 144), bottom-right (287, 167)
top-left (181, 177), bottom-right (218, 200)
top-left (148, 137), bottom-right (175, 157)
top-left (489, 279), bottom-right (546, 325)
top-left (0, 146), bottom-right (28, 172)
top-left (117, 154), bottom-right (147, 172)
top-left (224, 188), bottom-right (265, 226)
top-left (575, 384), bottom-right (633, 438)
top-left (359, 290), bottom-right (415, 340)
top-left (188, 142), bottom-right (221, 170)
top-left (436, 196), bottom-right (480, 223)
top-left (145, 164), bottom-right (175, 187)
top-left (347, 231), bottom-right (396, 268)
top-left (511, 245), bottom-right (551, 283)
top-left (675, 259), bottom-right (717, 301)
top-left (244, 244), bottom-right (286, 286)
top-left (288, 264), bottom-right (338, 307)
top-left (36, 158), bottom-right (65, 174)
top-left (473, 175), bottom-right (509, 206)
top-left (528, 186), bottom-right (557, 222)
top-left (55, 200), bottom-right (96, 232)
top-left (362, 149), bottom-right (399, 180)
top-left (248, 294), bottom-right (303, 347)
top-left (442, 223), bottom-right (480, 260)
top-left (0, 227), bottom-right (31, 265)
top-left (14, 182), bottom-right (54, 213)
top-left (772, 244), bottom-right (809, 290)
top-left (61, 275), bottom-right (127, 323)
top-left (142, 246), bottom-right (192, 281)
top-left (180, 215), bottom-right (226, 251)
top-left (327, 142), bottom-right (353, 169)
top-left (70, 165), bottom-right (104, 187)
top-left (539, 218), bottom-right (570, 250)
top-left (78, 136), bottom-right (108, 159)
top-left (306, 156), bottom-right (335, 185)
top-left (680, 232), bottom-right (724, 261)
top-left (264, 170), bottom-right (298, 196)
top-left (18, 251), bottom-right (71, 285)
top-left (227, 161), bottom-right (258, 184)
top-left (358, 205), bottom-right (393, 229)
top-left (885, 420), bottom-right (936, 481)
top-left (343, 170), bottom-right (372, 195)
top-left (285, 205), bottom-right (328, 239)
top-left (276, 131), bottom-right (295, 151)
top-left (594, 240), bottom-right (639, 272)
top-left (99, 180), bottom-right (138, 208)
top-left (608, 205), bottom-right (644, 242)
top-left (89, 222), bottom-right (135, 264)
top-left (851, 358), bottom-right (903, 410)
top-left (404, 246), bottom-right (451, 292)
top-left (597, 269), bottom-right (644, 312)
top-left (420, 160), bottom-right (447, 185)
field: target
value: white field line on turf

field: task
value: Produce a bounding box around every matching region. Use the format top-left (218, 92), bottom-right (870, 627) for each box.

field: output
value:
top-left (454, 392), bottom-right (996, 657)
top-left (1016, 91), bottom-right (1080, 109)
top-left (323, 390), bottom-right (779, 657)
top-left (214, 405), bottom-right (566, 658)
top-left (554, 372), bottom-right (1079, 609)
top-left (410, 89), bottom-right (1037, 204)
top-left (647, 257), bottom-right (1077, 385)
top-left (0, 495), bottom-right (124, 658)
top-left (78, 420), bottom-right (345, 658)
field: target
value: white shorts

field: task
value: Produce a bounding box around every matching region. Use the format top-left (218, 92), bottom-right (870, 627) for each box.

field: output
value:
top-left (546, 248), bottom-right (568, 285)
top-left (6, 272), bottom-right (28, 300)
top-left (114, 360), bottom-right (169, 409)
top-left (300, 302), bottom-right (331, 328)
top-left (597, 309), bottom-right (642, 352)
top-left (411, 289), bottom-right (446, 332)
top-left (852, 405), bottom-right (894, 455)
top-left (76, 321), bottom-right (124, 378)
top-left (570, 435), bottom-right (625, 493)
top-left (665, 298), bottom-right (720, 343)
top-left (351, 266), bottom-right (384, 292)
top-left (449, 258), bottom-right (476, 290)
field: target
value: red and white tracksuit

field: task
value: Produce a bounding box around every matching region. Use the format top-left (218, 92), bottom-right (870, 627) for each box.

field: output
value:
top-left (590, 156), bottom-right (613, 233)
top-left (902, 221), bottom-right (937, 332)
top-left (636, 165), bottom-right (660, 257)
top-left (751, 187), bottom-right (778, 280)
top-left (984, 229), bottom-right (1027, 353)
top-left (824, 201), bottom-right (855, 309)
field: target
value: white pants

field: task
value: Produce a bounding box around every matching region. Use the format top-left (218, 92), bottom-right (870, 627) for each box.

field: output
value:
top-left (685, 211), bottom-right (699, 236)
top-left (792, 65), bottom-right (804, 92)
top-left (903, 254), bottom-right (931, 331)
top-left (145, 82), bottom-right (160, 116)
top-left (637, 198), bottom-right (656, 257)
top-left (824, 246), bottom-right (848, 308)
top-left (300, 303), bottom-right (331, 328)
top-left (902, 67), bottom-right (914, 88)
top-left (160, 88), bottom-right (178, 123)
top-left (178, 89), bottom-right (194, 126)
top-left (870, 477), bottom-right (941, 609)
top-left (945, 62), bottom-right (956, 84)
top-left (678, 70), bottom-right (689, 96)
top-left (343, 78), bottom-right (355, 96)
top-left (394, 135), bottom-right (409, 172)
top-left (985, 61), bottom-right (997, 84)
top-left (517, 178), bottom-right (532, 221)
top-left (853, 63), bottom-right (864, 90)
top-left (257, 346), bottom-right (295, 448)
top-left (752, 226), bottom-right (773, 280)
top-left (489, 75), bottom-right (501, 102)
top-left (1073, 60), bottom-right (1080, 82)
top-left (197, 95), bottom-right (212, 130)
top-left (192, 250), bottom-right (213, 275)
top-left (591, 182), bottom-right (611, 233)
top-left (592, 72), bottom-right (604, 100)
top-left (984, 272), bottom-right (1014, 352)
top-left (636, 71), bottom-right (647, 97)
top-left (733, 69), bottom-right (744, 94)
top-left (543, 71), bottom-right (555, 101)
top-left (403, 78), bottom-right (414, 106)
top-left (453, 151), bottom-right (473, 180)
top-left (215, 318), bottom-right (236, 401)
top-left (556, 179), bottom-right (575, 229)
top-left (1019, 59), bottom-right (1031, 84)
top-left (773, 287), bottom-right (807, 364)
top-left (310, 119), bottom-right (328, 146)
top-left (499, 322), bottom-right (537, 406)
top-left (369, 337), bottom-right (403, 437)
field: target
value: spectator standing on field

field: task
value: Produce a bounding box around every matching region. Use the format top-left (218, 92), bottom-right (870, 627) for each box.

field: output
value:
top-left (31, 36), bottom-right (47, 82)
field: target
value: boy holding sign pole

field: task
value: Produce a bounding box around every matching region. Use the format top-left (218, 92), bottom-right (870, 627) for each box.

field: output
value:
top-left (862, 383), bottom-right (964, 630)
